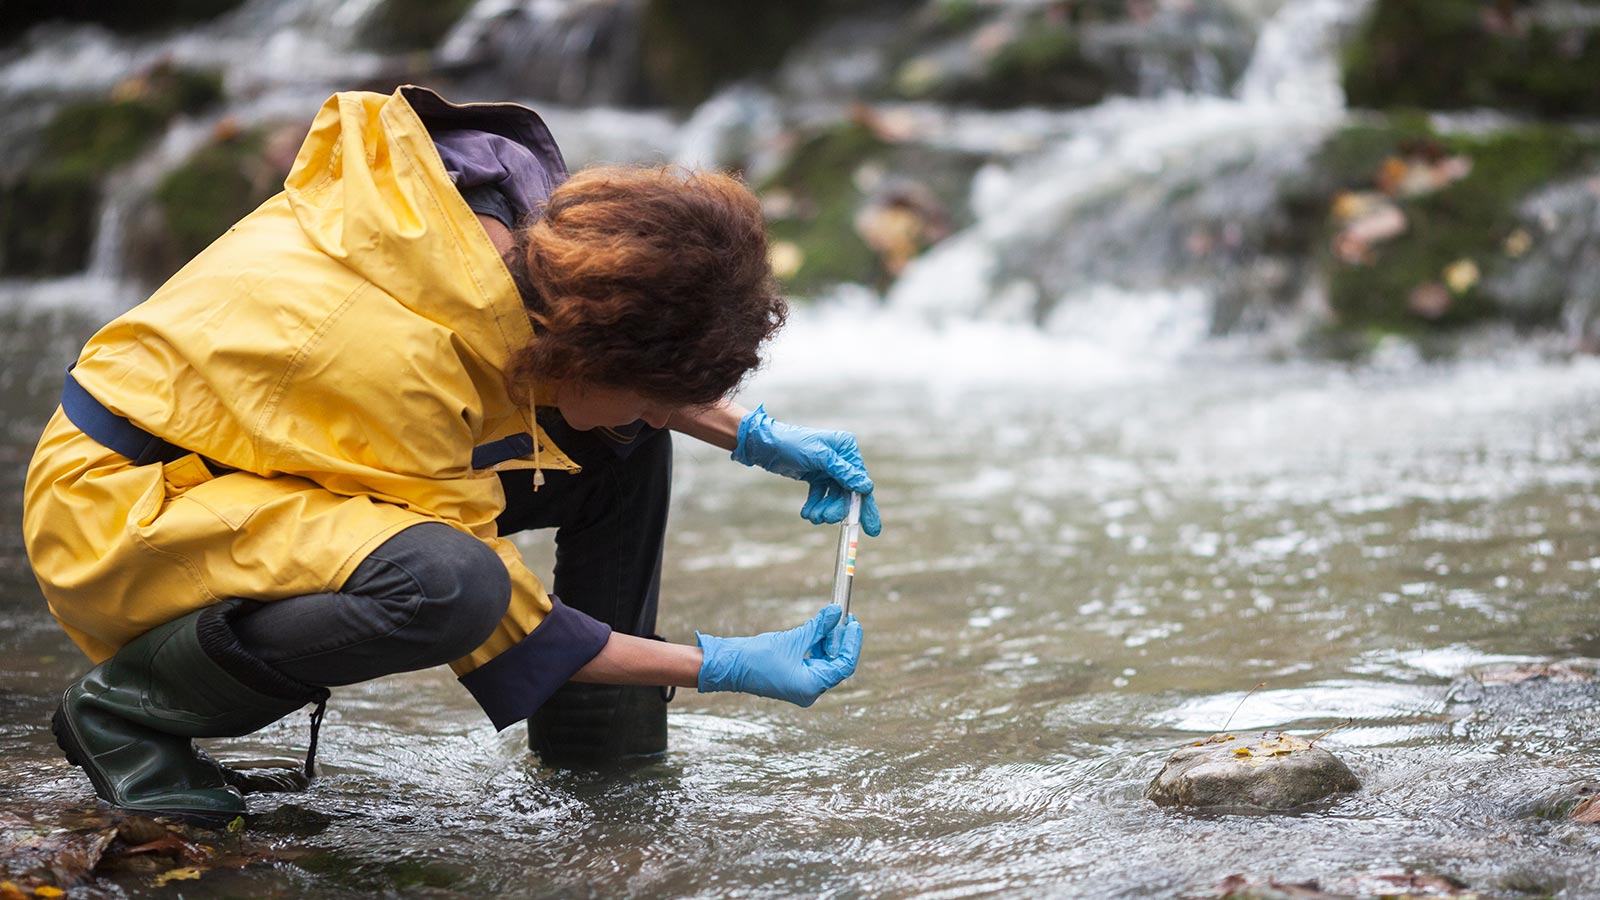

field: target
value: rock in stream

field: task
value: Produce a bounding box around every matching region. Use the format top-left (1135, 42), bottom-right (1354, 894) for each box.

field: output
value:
top-left (1147, 733), bottom-right (1359, 811)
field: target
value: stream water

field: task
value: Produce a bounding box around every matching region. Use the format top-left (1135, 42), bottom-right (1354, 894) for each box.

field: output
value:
top-left (4, 0), bottom-right (1600, 895)
top-left (2, 299), bottom-right (1599, 897)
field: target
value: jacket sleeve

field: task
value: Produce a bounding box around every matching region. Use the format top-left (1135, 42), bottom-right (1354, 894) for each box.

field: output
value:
top-left (449, 535), bottom-right (612, 731)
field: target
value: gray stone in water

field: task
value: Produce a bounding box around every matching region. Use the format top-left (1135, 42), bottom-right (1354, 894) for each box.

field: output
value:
top-left (1146, 733), bottom-right (1359, 811)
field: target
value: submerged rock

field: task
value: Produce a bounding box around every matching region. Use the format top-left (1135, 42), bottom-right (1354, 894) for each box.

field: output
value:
top-left (1146, 733), bottom-right (1359, 811)
top-left (1215, 871), bottom-right (1477, 899)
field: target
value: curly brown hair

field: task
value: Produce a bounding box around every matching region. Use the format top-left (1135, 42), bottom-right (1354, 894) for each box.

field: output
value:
top-left (507, 165), bottom-right (788, 408)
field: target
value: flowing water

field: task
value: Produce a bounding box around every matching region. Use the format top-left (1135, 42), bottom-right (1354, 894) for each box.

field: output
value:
top-left (2, 299), bottom-right (1599, 898)
top-left (4, 0), bottom-right (1600, 895)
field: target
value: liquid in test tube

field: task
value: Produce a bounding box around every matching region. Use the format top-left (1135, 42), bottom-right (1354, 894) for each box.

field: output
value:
top-left (831, 492), bottom-right (862, 616)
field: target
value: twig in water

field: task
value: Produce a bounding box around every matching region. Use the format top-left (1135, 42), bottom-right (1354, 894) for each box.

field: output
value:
top-left (1308, 718), bottom-right (1354, 748)
top-left (1221, 683), bottom-right (1267, 733)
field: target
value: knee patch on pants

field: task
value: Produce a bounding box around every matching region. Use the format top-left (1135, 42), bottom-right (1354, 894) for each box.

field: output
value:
top-left (355, 522), bottom-right (512, 659)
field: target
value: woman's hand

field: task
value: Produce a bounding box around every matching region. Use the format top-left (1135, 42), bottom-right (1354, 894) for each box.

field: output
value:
top-left (696, 605), bottom-right (863, 707)
top-left (730, 406), bottom-right (883, 536)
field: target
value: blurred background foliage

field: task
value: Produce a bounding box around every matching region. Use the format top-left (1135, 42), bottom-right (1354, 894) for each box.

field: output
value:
top-left (1, 0), bottom-right (1597, 357)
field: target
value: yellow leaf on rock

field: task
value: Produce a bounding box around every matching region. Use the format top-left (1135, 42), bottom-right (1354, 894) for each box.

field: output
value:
top-left (34, 888), bottom-right (65, 898)
top-left (153, 867), bottom-right (203, 887)
top-left (1233, 747), bottom-right (1252, 757)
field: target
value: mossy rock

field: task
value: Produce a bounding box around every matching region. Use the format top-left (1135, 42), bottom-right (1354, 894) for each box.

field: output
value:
top-left (1275, 115), bottom-right (1600, 340)
top-left (887, 10), bottom-right (1114, 108)
top-left (638, 1), bottom-right (835, 109)
top-left (124, 127), bottom-right (286, 287)
top-left (0, 168), bottom-right (99, 277)
top-left (958, 25), bottom-right (1110, 108)
top-left (0, 66), bottom-right (225, 278)
top-left (762, 122), bottom-right (889, 293)
top-left (1344, 0), bottom-right (1600, 118)
top-left (1, 0), bottom-right (247, 42)
top-left (759, 119), bottom-right (982, 295)
top-left (360, 0), bottom-right (476, 52)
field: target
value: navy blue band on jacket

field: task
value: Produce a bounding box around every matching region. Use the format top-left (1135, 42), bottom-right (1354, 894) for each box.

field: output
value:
top-left (457, 596), bottom-right (612, 731)
top-left (60, 366), bottom-right (187, 466)
top-left (471, 431), bottom-right (535, 470)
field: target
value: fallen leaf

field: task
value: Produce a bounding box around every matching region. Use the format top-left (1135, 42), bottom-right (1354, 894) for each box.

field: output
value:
top-left (1504, 228), bottom-right (1533, 258)
top-left (1409, 282), bottom-right (1452, 318)
top-left (112, 817), bottom-right (170, 847)
top-left (33, 887), bottom-right (64, 898)
top-left (122, 835), bottom-right (196, 858)
top-left (152, 867), bottom-right (202, 887)
top-left (1572, 795), bottom-right (1600, 823)
top-left (1333, 202), bottom-right (1407, 264)
top-left (1443, 258), bottom-right (1480, 295)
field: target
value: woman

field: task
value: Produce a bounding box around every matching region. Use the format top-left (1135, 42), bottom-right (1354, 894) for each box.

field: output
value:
top-left (22, 85), bottom-right (881, 823)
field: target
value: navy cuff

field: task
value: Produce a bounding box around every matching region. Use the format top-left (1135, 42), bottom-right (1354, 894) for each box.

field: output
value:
top-left (458, 597), bottom-right (612, 731)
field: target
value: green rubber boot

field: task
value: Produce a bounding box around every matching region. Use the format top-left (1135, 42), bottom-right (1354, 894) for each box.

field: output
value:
top-left (52, 599), bottom-right (328, 824)
top-left (528, 682), bottom-right (669, 767)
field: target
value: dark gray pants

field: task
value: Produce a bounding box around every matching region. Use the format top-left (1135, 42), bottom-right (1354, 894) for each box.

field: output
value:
top-left (231, 416), bottom-right (672, 689)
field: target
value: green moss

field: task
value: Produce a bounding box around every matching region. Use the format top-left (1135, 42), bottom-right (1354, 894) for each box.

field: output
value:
top-left (1304, 118), bottom-right (1600, 333)
top-left (40, 66), bottom-right (223, 178)
top-left (761, 122), bottom-right (890, 294)
top-left (0, 168), bottom-right (98, 276)
top-left (1344, 0), bottom-right (1600, 118)
top-left (124, 129), bottom-right (278, 285)
top-left (920, 0), bottom-right (986, 41)
top-left (361, 0), bottom-right (475, 52)
top-left (0, 66), bottom-right (226, 277)
top-left (897, 17), bottom-right (1111, 108)
top-left (42, 99), bottom-right (173, 178)
top-left (759, 118), bottom-right (984, 295)
top-left (639, 1), bottom-right (833, 110)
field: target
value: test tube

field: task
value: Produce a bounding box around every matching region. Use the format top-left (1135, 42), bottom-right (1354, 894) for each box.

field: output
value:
top-left (830, 492), bottom-right (862, 615)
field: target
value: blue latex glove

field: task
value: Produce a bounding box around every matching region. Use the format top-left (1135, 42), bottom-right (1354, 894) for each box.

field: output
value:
top-left (697, 605), bottom-right (863, 707)
top-left (731, 405), bottom-right (883, 537)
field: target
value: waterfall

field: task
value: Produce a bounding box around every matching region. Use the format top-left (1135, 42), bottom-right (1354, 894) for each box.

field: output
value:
top-left (439, 0), bottom-right (645, 106)
top-left (880, 0), bottom-right (1368, 346)
top-left (1236, 0), bottom-right (1371, 109)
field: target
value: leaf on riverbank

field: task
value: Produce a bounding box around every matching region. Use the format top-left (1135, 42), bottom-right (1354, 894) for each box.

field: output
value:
top-left (2, 808), bottom-right (290, 891)
top-left (1572, 795), bottom-right (1600, 823)
top-left (152, 866), bottom-right (201, 887)
top-left (0, 818), bottom-right (117, 888)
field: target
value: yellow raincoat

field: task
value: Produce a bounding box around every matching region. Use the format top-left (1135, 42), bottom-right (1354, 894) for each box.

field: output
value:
top-left (23, 86), bottom-right (601, 727)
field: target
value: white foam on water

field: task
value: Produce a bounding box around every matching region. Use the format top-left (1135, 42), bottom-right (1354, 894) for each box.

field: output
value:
top-left (748, 283), bottom-right (1213, 393)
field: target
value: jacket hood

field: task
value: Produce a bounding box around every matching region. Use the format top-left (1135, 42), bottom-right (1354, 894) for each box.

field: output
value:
top-left (283, 85), bottom-right (564, 376)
